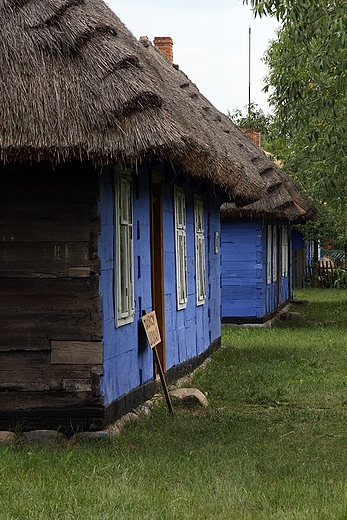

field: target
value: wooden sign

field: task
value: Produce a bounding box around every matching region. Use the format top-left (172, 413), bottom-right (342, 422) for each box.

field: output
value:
top-left (141, 310), bottom-right (173, 416)
top-left (141, 311), bottom-right (161, 349)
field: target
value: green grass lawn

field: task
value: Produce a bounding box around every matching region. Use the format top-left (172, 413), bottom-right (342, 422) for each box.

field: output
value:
top-left (2, 288), bottom-right (347, 519)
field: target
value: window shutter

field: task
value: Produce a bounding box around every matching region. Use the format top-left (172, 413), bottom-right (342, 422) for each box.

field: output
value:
top-left (267, 225), bottom-right (272, 284)
top-left (114, 168), bottom-right (135, 326)
top-left (282, 226), bottom-right (289, 277)
top-left (194, 195), bottom-right (206, 305)
top-left (272, 226), bottom-right (277, 282)
top-left (174, 186), bottom-right (188, 310)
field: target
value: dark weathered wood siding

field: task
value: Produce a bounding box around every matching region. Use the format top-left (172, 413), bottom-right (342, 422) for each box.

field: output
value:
top-left (0, 162), bottom-right (103, 430)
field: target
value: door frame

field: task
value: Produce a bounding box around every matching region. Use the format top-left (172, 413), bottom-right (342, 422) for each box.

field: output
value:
top-left (150, 171), bottom-right (166, 372)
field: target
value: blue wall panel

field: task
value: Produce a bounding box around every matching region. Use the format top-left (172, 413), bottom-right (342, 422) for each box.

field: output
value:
top-left (99, 164), bottom-right (221, 406)
top-left (292, 227), bottom-right (305, 250)
top-left (99, 164), bottom-right (154, 405)
top-left (162, 179), bottom-right (221, 370)
top-left (221, 219), bottom-right (263, 318)
top-left (221, 219), bottom-right (292, 321)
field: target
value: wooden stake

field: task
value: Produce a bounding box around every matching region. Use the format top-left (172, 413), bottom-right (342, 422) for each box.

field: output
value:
top-left (153, 346), bottom-right (174, 416)
top-left (141, 310), bottom-right (174, 417)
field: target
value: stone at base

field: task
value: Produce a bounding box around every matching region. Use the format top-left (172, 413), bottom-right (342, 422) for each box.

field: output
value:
top-left (0, 431), bottom-right (15, 444)
top-left (22, 430), bottom-right (65, 445)
top-left (69, 431), bottom-right (111, 443)
top-left (280, 311), bottom-right (300, 321)
top-left (170, 388), bottom-right (208, 407)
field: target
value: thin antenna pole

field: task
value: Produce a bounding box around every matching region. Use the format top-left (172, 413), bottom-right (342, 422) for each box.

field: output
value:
top-left (248, 26), bottom-right (251, 118)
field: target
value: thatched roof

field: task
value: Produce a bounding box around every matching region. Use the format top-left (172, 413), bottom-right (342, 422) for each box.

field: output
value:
top-left (139, 40), bottom-right (318, 222)
top-left (0, 0), bottom-right (271, 205)
top-left (221, 165), bottom-right (319, 223)
top-left (0, 0), bottom-right (318, 213)
top-left (0, 0), bottom-right (180, 164)
top-left (139, 37), bottom-right (287, 204)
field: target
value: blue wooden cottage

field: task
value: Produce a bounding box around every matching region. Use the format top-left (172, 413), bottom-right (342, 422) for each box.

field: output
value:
top-left (0, 0), bottom-right (279, 430)
top-left (221, 165), bottom-right (318, 324)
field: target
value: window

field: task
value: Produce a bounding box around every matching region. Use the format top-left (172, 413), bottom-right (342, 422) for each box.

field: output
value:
top-left (282, 226), bottom-right (289, 277)
top-left (174, 186), bottom-right (187, 310)
top-left (267, 225), bottom-right (272, 284)
top-left (114, 167), bottom-right (134, 326)
top-left (194, 195), bottom-right (206, 305)
top-left (272, 226), bottom-right (277, 282)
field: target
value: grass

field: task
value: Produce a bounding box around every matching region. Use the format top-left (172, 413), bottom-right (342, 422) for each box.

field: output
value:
top-left (2, 288), bottom-right (347, 519)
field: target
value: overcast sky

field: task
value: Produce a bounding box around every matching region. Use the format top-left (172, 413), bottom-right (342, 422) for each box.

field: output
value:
top-left (105, 0), bottom-right (279, 116)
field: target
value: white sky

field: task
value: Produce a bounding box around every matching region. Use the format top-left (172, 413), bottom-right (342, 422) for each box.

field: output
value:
top-left (105, 0), bottom-right (279, 116)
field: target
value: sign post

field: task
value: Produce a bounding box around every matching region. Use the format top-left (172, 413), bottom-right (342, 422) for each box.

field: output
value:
top-left (141, 311), bottom-right (174, 416)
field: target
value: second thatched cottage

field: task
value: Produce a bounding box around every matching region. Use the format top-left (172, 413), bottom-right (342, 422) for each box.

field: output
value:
top-left (221, 144), bottom-right (318, 324)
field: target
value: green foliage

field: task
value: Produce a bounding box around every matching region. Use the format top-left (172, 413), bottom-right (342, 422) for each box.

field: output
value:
top-left (243, 0), bottom-right (347, 244)
top-left (333, 264), bottom-right (347, 289)
top-left (227, 103), bottom-right (271, 150)
top-left (228, 103), bottom-right (287, 157)
top-left (228, 102), bottom-right (270, 133)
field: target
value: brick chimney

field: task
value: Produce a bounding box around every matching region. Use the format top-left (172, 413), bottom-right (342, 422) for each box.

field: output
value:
top-left (153, 37), bottom-right (173, 63)
top-left (240, 128), bottom-right (261, 148)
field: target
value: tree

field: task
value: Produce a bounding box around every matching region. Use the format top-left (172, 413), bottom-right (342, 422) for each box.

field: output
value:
top-left (243, 0), bottom-right (347, 247)
top-left (228, 103), bottom-right (270, 133)
top-left (228, 103), bottom-right (272, 148)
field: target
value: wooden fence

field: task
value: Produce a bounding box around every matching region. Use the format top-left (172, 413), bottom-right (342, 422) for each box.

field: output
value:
top-left (293, 249), bottom-right (345, 288)
top-left (306, 259), bottom-right (337, 288)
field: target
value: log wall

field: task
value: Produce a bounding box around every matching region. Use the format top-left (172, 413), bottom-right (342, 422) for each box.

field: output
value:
top-left (0, 162), bottom-right (103, 431)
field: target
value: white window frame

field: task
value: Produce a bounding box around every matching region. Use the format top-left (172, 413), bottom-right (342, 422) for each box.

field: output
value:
top-left (114, 167), bottom-right (135, 327)
top-left (272, 225), bottom-right (277, 282)
top-left (267, 225), bottom-right (272, 284)
top-left (194, 195), bottom-right (206, 306)
top-left (281, 225), bottom-right (289, 277)
top-left (174, 186), bottom-right (188, 310)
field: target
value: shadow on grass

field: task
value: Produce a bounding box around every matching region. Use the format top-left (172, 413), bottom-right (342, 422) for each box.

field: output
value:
top-left (288, 288), bottom-right (347, 328)
top-left (277, 301), bottom-right (347, 330)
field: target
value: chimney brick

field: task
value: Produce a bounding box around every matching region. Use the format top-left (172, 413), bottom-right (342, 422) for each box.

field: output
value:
top-left (153, 37), bottom-right (173, 63)
top-left (240, 128), bottom-right (261, 148)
